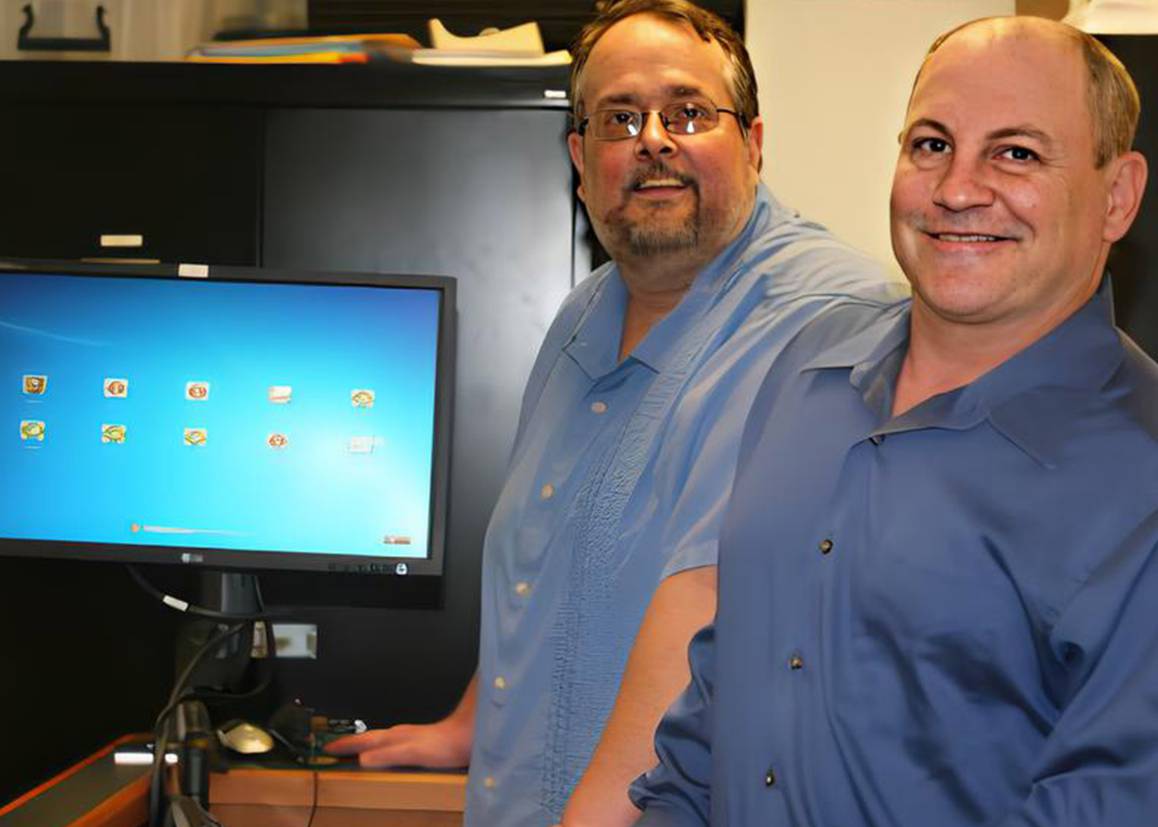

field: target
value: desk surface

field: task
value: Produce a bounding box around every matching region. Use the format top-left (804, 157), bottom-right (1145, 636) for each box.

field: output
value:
top-left (0, 736), bottom-right (466, 827)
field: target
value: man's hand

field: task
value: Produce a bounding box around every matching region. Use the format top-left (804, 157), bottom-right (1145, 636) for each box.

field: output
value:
top-left (324, 717), bottom-right (472, 768)
top-left (325, 673), bottom-right (477, 769)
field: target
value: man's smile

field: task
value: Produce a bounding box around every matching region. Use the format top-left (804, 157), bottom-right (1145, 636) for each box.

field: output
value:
top-left (928, 232), bottom-right (1008, 242)
top-left (919, 227), bottom-right (1020, 250)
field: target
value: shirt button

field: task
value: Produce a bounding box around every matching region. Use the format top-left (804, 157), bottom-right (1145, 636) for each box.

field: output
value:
top-left (540, 483), bottom-right (555, 500)
top-left (789, 654), bottom-right (804, 670)
top-left (818, 538), bottom-right (834, 555)
top-left (514, 581), bottom-right (531, 596)
top-left (764, 767), bottom-right (777, 787)
top-left (493, 676), bottom-right (507, 690)
top-left (483, 776), bottom-right (497, 789)
top-left (590, 401), bottom-right (608, 414)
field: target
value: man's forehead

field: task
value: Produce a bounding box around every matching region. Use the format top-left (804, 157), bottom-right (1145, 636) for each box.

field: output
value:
top-left (906, 22), bottom-right (1086, 129)
top-left (594, 83), bottom-right (716, 107)
top-left (577, 14), bottom-right (732, 104)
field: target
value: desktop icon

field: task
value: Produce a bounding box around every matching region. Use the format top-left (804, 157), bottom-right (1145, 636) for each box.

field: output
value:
top-left (22, 375), bottom-right (47, 395)
top-left (268, 385), bottom-right (293, 404)
top-left (20, 420), bottom-right (45, 441)
top-left (348, 435), bottom-right (375, 454)
top-left (104, 378), bottom-right (129, 398)
top-left (185, 381), bottom-right (210, 401)
top-left (184, 427), bottom-right (208, 447)
top-left (267, 432), bottom-right (289, 449)
top-left (102, 423), bottom-right (127, 444)
top-left (351, 389), bottom-right (375, 409)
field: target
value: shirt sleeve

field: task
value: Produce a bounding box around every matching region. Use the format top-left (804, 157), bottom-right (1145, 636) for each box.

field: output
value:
top-left (994, 511), bottom-right (1158, 826)
top-left (629, 621), bottom-right (717, 826)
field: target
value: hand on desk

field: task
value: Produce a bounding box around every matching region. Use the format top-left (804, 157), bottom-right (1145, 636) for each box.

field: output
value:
top-left (323, 718), bottom-right (472, 769)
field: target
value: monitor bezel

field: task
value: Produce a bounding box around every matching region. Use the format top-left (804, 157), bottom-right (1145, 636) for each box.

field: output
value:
top-left (0, 257), bottom-right (456, 580)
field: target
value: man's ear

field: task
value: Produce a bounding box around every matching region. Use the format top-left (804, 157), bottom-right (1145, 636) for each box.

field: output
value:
top-left (745, 115), bottom-right (765, 174)
top-left (568, 130), bottom-right (587, 202)
top-left (1104, 150), bottom-right (1148, 244)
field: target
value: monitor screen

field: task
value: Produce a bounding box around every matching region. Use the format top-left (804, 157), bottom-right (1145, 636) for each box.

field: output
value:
top-left (0, 262), bottom-right (454, 577)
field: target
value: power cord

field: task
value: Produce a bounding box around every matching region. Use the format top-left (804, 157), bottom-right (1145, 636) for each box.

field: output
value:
top-left (128, 566), bottom-right (285, 827)
top-left (306, 769), bottom-right (319, 827)
top-left (127, 565), bottom-right (291, 621)
top-left (148, 621), bottom-right (247, 827)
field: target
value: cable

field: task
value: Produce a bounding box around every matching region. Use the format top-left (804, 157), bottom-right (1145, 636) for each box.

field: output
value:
top-left (191, 619), bottom-right (277, 705)
top-left (305, 769), bottom-right (319, 827)
top-left (127, 565), bottom-right (291, 621)
top-left (149, 621), bottom-right (247, 827)
top-left (131, 563), bottom-right (277, 725)
top-left (129, 566), bottom-right (287, 827)
top-left (147, 619), bottom-right (277, 827)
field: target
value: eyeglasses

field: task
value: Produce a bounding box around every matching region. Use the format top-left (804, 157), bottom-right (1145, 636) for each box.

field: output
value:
top-left (576, 100), bottom-right (746, 140)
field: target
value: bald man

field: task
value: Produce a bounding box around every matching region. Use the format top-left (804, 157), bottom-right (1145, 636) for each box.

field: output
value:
top-left (632, 17), bottom-right (1158, 826)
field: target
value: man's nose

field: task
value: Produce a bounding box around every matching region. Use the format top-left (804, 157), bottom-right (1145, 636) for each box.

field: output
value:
top-left (634, 111), bottom-right (678, 160)
top-left (932, 155), bottom-right (995, 212)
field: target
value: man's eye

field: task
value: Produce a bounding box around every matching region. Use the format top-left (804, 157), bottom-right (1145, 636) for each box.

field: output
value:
top-left (609, 111), bottom-right (636, 125)
top-left (999, 145), bottom-right (1039, 162)
top-left (913, 137), bottom-right (950, 154)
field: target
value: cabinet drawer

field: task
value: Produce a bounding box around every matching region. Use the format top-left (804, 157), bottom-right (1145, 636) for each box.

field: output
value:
top-left (0, 104), bottom-right (262, 265)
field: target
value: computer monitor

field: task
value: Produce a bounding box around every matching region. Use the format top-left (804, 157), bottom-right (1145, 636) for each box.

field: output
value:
top-left (0, 260), bottom-right (455, 585)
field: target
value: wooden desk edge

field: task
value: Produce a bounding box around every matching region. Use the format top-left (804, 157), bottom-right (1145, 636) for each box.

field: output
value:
top-left (212, 767), bottom-right (467, 812)
top-left (2, 737), bottom-right (466, 824)
top-left (0, 734), bottom-right (144, 819)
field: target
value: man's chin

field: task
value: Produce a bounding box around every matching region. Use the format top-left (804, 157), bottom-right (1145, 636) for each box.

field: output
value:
top-left (625, 225), bottom-right (700, 257)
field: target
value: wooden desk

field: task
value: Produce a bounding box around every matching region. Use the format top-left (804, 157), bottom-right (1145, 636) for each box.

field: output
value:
top-left (211, 765), bottom-right (465, 826)
top-left (0, 738), bottom-right (465, 827)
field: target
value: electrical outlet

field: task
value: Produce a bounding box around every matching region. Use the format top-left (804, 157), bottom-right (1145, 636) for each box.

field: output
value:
top-left (252, 622), bottom-right (317, 659)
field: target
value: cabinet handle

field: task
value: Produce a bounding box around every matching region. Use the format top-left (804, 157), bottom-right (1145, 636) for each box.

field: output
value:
top-left (100, 234), bottom-right (144, 249)
top-left (18, 4), bottom-right (111, 53)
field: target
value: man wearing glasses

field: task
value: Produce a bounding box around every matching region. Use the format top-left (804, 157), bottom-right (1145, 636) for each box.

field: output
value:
top-left (327, 2), bottom-right (899, 824)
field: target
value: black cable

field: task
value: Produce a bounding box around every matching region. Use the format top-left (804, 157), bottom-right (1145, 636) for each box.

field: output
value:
top-left (147, 618), bottom-right (277, 826)
top-left (191, 618), bottom-right (277, 705)
top-left (127, 564), bottom-right (291, 621)
top-left (149, 621), bottom-right (247, 827)
top-left (129, 566), bottom-right (289, 827)
top-left (305, 769), bottom-right (319, 827)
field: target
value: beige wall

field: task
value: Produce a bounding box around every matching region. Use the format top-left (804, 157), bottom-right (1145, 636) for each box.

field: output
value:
top-left (747, 0), bottom-right (1016, 277)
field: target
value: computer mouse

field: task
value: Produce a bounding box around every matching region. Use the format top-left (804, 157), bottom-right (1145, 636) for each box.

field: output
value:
top-left (217, 720), bottom-right (275, 755)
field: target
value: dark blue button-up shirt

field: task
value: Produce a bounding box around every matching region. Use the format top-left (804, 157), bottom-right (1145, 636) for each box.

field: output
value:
top-left (633, 282), bottom-right (1158, 826)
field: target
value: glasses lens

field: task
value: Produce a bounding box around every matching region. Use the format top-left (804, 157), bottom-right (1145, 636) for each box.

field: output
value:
top-left (663, 101), bottom-right (719, 135)
top-left (593, 109), bottom-right (641, 139)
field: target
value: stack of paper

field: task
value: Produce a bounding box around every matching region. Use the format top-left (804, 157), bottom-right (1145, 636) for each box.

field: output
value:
top-left (187, 33), bottom-right (421, 64)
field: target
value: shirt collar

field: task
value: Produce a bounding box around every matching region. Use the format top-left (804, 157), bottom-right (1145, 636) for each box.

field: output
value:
top-left (971, 279), bottom-right (1124, 467)
top-left (799, 279), bottom-right (1125, 467)
top-left (564, 267), bottom-right (629, 380)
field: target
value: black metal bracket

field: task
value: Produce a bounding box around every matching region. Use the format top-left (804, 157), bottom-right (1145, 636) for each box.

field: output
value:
top-left (18, 4), bottom-right (111, 53)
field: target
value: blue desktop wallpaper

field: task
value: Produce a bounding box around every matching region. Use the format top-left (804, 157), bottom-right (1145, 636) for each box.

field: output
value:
top-left (0, 272), bottom-right (443, 561)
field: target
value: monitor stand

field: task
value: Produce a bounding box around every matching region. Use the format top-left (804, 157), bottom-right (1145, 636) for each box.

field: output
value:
top-left (173, 571), bottom-right (260, 695)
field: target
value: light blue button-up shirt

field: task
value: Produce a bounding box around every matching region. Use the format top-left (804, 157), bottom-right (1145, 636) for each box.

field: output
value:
top-left (467, 184), bottom-right (901, 826)
top-left (633, 282), bottom-right (1158, 826)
